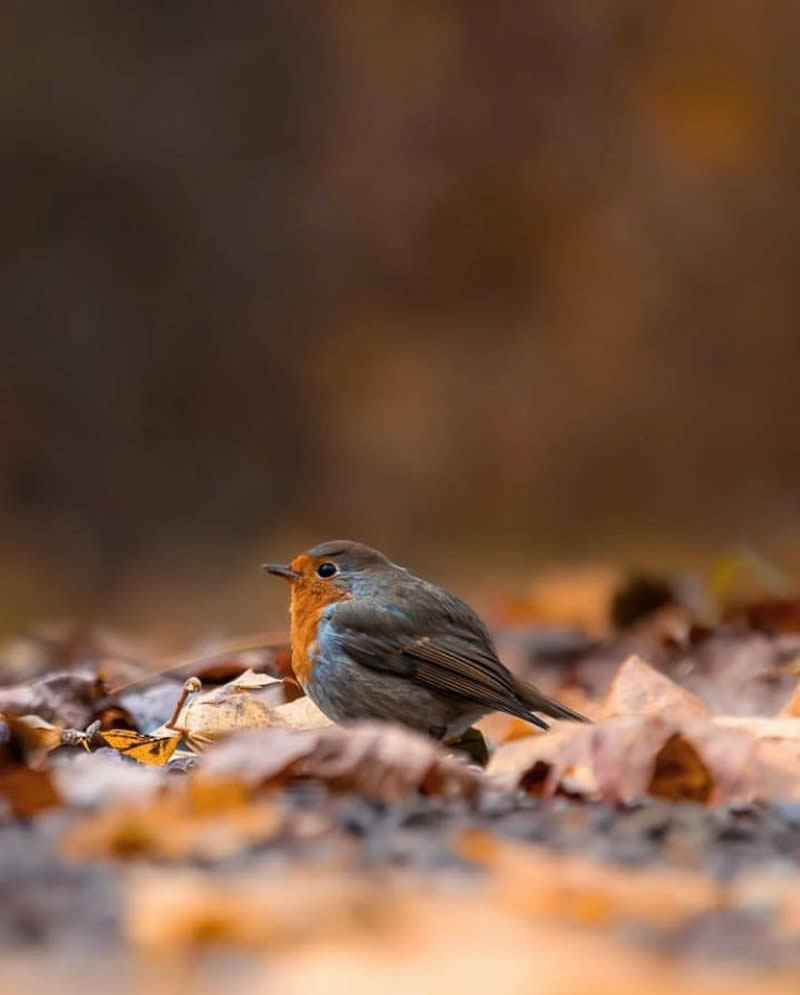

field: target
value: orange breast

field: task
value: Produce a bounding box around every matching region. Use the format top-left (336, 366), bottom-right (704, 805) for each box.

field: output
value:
top-left (289, 581), bottom-right (350, 687)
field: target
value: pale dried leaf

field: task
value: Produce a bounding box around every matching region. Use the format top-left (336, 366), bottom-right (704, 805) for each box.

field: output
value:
top-left (228, 668), bottom-right (283, 690)
top-left (488, 713), bottom-right (799, 805)
top-left (459, 830), bottom-right (723, 927)
top-left (2, 714), bottom-right (61, 754)
top-left (62, 783), bottom-right (285, 861)
top-left (123, 867), bottom-right (389, 952)
top-left (600, 654), bottom-right (711, 720)
top-left (169, 682), bottom-right (275, 744)
top-left (714, 716), bottom-right (800, 739)
top-left (264, 695), bottom-right (332, 730)
top-left (198, 722), bottom-right (482, 802)
top-left (476, 712), bottom-right (545, 746)
top-left (54, 751), bottom-right (166, 807)
top-left (0, 672), bottom-right (104, 728)
top-left (120, 859), bottom-right (800, 995)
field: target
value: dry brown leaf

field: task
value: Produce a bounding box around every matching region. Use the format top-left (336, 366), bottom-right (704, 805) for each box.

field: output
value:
top-left (120, 859), bottom-right (800, 995)
top-left (488, 720), bottom-right (602, 797)
top-left (259, 929), bottom-right (798, 995)
top-left (647, 732), bottom-right (712, 802)
top-left (488, 716), bottom-right (692, 801)
top-left (60, 721), bottom-right (184, 766)
top-left (670, 632), bottom-right (795, 717)
top-left (0, 713), bottom-right (64, 814)
top-left (1, 714), bottom-right (61, 756)
top-left (726, 596), bottom-right (800, 634)
top-left (778, 681), bottom-right (800, 717)
top-left (123, 866), bottom-right (392, 952)
top-left (476, 712), bottom-right (545, 745)
top-left (753, 737), bottom-right (800, 800)
top-left (264, 695), bottom-right (332, 730)
top-left (53, 751), bottom-right (166, 807)
top-left (0, 766), bottom-right (62, 817)
top-left (198, 722), bottom-right (482, 802)
top-left (228, 667), bottom-right (283, 690)
top-left (600, 653), bottom-right (711, 720)
top-left (168, 679), bottom-right (275, 746)
top-left (96, 729), bottom-right (182, 765)
top-left (714, 715), bottom-right (800, 738)
top-left (163, 670), bottom-right (329, 749)
top-left (0, 671), bottom-right (105, 728)
top-left (459, 830), bottom-right (723, 927)
top-left (488, 713), bottom-right (799, 805)
top-left (61, 778), bottom-right (297, 861)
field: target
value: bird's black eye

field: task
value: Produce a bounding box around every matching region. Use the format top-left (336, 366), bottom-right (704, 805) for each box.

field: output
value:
top-left (316, 561), bottom-right (338, 578)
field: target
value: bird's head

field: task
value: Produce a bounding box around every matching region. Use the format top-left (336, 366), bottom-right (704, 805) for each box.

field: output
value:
top-left (263, 540), bottom-right (394, 599)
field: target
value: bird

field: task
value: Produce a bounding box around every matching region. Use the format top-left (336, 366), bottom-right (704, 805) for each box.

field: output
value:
top-left (264, 540), bottom-right (589, 740)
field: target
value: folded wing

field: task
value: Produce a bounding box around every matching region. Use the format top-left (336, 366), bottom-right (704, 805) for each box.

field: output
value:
top-left (327, 597), bottom-right (551, 729)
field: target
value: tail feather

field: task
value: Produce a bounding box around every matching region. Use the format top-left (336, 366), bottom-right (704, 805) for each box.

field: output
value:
top-left (513, 677), bottom-right (590, 723)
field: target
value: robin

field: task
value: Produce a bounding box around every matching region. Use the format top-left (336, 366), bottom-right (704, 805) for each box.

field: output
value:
top-left (264, 540), bottom-right (588, 740)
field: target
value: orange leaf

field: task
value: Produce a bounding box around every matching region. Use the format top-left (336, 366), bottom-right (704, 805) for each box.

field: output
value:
top-left (98, 730), bottom-right (181, 766)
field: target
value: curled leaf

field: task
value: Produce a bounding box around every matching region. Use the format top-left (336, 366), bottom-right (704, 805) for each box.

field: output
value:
top-left (488, 713), bottom-right (800, 805)
top-left (0, 672), bottom-right (104, 728)
top-left (198, 722), bottom-right (483, 803)
top-left (600, 654), bottom-right (710, 720)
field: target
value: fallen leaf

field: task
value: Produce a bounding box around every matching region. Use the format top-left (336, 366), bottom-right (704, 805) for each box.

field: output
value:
top-left (445, 726), bottom-right (490, 766)
top-left (119, 858), bottom-right (800, 995)
top-left (62, 780), bottom-right (289, 861)
top-left (487, 712), bottom-right (799, 805)
top-left (0, 766), bottom-right (62, 817)
top-left (714, 716), bottom-right (800, 739)
top-left (198, 722), bottom-right (482, 802)
top-left (161, 683), bottom-right (268, 745)
top-left (0, 671), bottom-right (105, 728)
top-left (600, 654), bottom-right (711, 720)
top-left (53, 750), bottom-right (166, 807)
top-left (166, 673), bottom-right (290, 747)
top-left (93, 704), bottom-right (137, 730)
top-left (116, 679), bottom-right (188, 733)
top-left (666, 632), bottom-right (796, 717)
top-left (123, 866), bottom-right (388, 952)
top-left (778, 682), bottom-right (800, 717)
top-left (228, 667), bottom-right (284, 690)
top-left (477, 712), bottom-right (544, 745)
top-left (260, 927), bottom-right (799, 995)
top-left (1, 714), bottom-right (61, 756)
top-left (751, 737), bottom-right (800, 800)
top-left (647, 732), bottom-right (712, 802)
top-left (459, 830), bottom-right (723, 927)
top-left (487, 720), bottom-right (605, 798)
top-left (726, 596), bottom-right (800, 634)
top-left (123, 673), bottom-right (332, 754)
top-left (263, 695), bottom-right (332, 730)
top-left (97, 729), bottom-right (182, 766)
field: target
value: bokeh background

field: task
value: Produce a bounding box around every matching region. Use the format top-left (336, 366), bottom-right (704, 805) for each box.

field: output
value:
top-left (3, 2), bottom-right (800, 637)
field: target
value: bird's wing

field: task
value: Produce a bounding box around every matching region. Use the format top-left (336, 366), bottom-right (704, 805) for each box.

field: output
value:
top-left (325, 595), bottom-right (548, 727)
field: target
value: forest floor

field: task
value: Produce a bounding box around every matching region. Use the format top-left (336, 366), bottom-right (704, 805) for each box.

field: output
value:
top-left (3, 568), bottom-right (800, 994)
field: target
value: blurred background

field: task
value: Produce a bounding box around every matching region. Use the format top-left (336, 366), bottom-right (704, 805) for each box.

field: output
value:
top-left (3, 1), bottom-right (800, 639)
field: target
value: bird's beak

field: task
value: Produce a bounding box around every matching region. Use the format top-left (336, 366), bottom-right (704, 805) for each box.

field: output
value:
top-left (262, 562), bottom-right (301, 581)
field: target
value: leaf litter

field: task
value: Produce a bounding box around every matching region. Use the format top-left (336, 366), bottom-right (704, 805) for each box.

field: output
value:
top-left (4, 584), bottom-right (800, 991)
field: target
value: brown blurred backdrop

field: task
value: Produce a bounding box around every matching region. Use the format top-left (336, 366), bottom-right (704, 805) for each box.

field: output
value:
top-left (2, 2), bottom-right (800, 635)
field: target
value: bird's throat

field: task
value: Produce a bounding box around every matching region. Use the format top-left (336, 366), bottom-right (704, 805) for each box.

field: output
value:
top-left (288, 581), bottom-right (350, 687)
